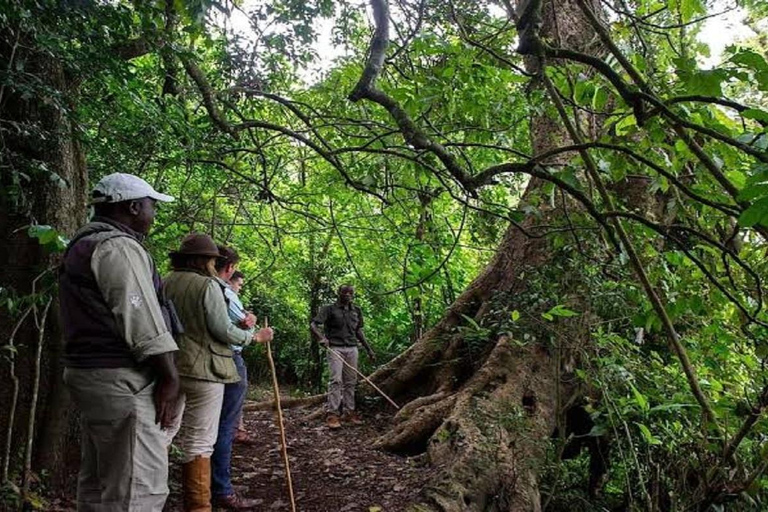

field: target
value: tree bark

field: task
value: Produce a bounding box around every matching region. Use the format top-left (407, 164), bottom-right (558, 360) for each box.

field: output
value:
top-left (0, 26), bottom-right (88, 492)
top-left (361, 1), bottom-right (612, 509)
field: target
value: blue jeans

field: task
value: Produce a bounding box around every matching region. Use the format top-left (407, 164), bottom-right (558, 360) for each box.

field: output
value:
top-left (211, 352), bottom-right (248, 497)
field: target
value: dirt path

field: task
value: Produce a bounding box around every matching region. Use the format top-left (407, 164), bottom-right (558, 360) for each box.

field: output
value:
top-left (45, 398), bottom-right (431, 511)
top-left (165, 403), bottom-right (432, 511)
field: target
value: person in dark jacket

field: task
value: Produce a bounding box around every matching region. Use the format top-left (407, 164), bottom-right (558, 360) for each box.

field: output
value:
top-left (59, 172), bottom-right (179, 511)
top-left (311, 285), bottom-right (375, 429)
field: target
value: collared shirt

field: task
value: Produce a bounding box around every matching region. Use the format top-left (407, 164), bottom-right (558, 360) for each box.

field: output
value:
top-left (313, 302), bottom-right (364, 347)
top-left (202, 278), bottom-right (252, 347)
top-left (89, 222), bottom-right (178, 362)
top-left (214, 277), bottom-right (254, 353)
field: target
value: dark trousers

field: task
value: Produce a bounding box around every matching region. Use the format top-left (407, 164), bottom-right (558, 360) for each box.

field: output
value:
top-left (211, 352), bottom-right (248, 497)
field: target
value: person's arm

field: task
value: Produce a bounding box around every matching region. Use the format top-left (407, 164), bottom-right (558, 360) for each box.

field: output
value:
top-left (92, 237), bottom-right (179, 427)
top-left (355, 307), bottom-right (375, 360)
top-left (310, 306), bottom-right (329, 346)
top-left (203, 280), bottom-right (252, 346)
top-left (224, 286), bottom-right (256, 334)
top-left (92, 237), bottom-right (178, 360)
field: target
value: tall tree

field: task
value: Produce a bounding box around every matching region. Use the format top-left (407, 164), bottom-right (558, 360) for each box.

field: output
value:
top-left (347, 0), bottom-right (609, 508)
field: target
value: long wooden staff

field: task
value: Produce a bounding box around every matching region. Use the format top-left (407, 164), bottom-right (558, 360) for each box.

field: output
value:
top-left (264, 317), bottom-right (297, 512)
top-left (322, 344), bottom-right (400, 410)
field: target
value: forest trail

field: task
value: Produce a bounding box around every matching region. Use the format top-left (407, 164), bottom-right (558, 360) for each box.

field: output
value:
top-left (49, 400), bottom-right (432, 512)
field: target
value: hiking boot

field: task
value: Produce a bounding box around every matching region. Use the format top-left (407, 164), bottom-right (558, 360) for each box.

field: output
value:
top-left (234, 430), bottom-right (258, 446)
top-left (181, 455), bottom-right (211, 512)
top-left (212, 493), bottom-right (261, 511)
top-left (342, 411), bottom-right (364, 425)
top-left (326, 414), bottom-right (342, 429)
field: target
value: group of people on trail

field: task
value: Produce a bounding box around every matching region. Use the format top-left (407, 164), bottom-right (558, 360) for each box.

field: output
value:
top-left (59, 172), bottom-right (375, 511)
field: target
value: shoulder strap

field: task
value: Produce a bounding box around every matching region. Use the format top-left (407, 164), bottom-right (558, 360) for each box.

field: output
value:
top-left (217, 280), bottom-right (231, 307)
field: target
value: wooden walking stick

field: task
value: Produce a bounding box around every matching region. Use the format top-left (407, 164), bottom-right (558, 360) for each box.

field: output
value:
top-left (322, 344), bottom-right (400, 410)
top-left (264, 317), bottom-right (297, 512)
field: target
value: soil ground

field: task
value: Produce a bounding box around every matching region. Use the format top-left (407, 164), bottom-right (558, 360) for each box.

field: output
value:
top-left (45, 393), bottom-right (433, 512)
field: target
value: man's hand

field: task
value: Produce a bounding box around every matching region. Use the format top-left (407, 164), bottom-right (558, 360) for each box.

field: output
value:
top-left (241, 312), bottom-right (257, 329)
top-left (253, 326), bottom-right (274, 344)
top-left (146, 352), bottom-right (179, 430)
top-left (366, 347), bottom-right (376, 362)
top-left (319, 337), bottom-right (330, 347)
top-left (154, 375), bottom-right (179, 429)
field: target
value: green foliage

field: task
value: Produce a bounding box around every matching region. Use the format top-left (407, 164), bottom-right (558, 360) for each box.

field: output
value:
top-left (27, 225), bottom-right (68, 253)
top-left (4, 0), bottom-right (768, 507)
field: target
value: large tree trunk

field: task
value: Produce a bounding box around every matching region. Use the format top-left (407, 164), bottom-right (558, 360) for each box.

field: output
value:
top-left (365, 1), bottom-right (616, 509)
top-left (0, 26), bottom-right (88, 493)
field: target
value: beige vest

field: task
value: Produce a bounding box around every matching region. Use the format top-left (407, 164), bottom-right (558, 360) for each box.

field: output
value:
top-left (164, 270), bottom-right (239, 383)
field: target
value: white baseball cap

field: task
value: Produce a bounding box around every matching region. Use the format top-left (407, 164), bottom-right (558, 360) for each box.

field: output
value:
top-left (91, 173), bottom-right (175, 204)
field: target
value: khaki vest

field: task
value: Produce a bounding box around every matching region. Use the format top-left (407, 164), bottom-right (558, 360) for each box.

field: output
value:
top-left (164, 270), bottom-right (239, 383)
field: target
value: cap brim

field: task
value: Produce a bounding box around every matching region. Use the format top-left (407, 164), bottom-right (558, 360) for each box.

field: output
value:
top-left (149, 192), bottom-right (175, 203)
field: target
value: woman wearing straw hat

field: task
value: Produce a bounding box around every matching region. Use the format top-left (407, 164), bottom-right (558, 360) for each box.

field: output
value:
top-left (164, 233), bottom-right (273, 512)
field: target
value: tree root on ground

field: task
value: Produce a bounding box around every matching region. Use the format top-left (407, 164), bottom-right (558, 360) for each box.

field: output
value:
top-left (378, 338), bottom-right (560, 512)
top-left (243, 394), bottom-right (325, 411)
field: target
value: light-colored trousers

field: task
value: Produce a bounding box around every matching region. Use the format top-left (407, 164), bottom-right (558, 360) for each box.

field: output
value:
top-left (167, 377), bottom-right (225, 463)
top-left (327, 346), bottom-right (358, 415)
top-left (64, 367), bottom-right (169, 512)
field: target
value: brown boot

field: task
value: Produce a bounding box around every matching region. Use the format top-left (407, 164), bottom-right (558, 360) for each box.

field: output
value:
top-left (326, 414), bottom-right (342, 429)
top-left (342, 411), bottom-right (364, 425)
top-left (212, 493), bottom-right (261, 510)
top-left (182, 456), bottom-right (212, 512)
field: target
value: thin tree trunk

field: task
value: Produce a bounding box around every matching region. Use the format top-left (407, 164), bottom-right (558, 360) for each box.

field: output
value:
top-left (22, 299), bottom-right (52, 498)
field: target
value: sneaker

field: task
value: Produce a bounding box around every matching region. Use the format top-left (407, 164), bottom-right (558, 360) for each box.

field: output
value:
top-left (342, 411), bottom-right (364, 425)
top-left (326, 414), bottom-right (342, 429)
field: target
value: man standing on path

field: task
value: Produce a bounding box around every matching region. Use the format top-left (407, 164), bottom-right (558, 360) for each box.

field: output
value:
top-left (210, 247), bottom-right (259, 510)
top-left (59, 173), bottom-right (180, 511)
top-left (311, 285), bottom-right (375, 429)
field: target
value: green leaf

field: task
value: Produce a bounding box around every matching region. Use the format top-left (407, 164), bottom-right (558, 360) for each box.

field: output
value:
top-left (742, 109), bottom-right (768, 124)
top-left (629, 382), bottom-right (649, 412)
top-left (574, 81), bottom-right (595, 105)
top-left (679, 0), bottom-right (705, 21)
top-left (588, 424), bottom-right (608, 437)
top-left (460, 314), bottom-right (481, 331)
top-left (545, 305), bottom-right (579, 318)
top-left (510, 310), bottom-right (520, 322)
top-left (746, 164), bottom-right (768, 186)
top-left (738, 183), bottom-right (768, 202)
top-left (726, 170), bottom-right (747, 190)
top-left (636, 422), bottom-right (662, 445)
top-left (28, 224), bottom-right (57, 244)
top-left (683, 69), bottom-right (728, 96)
top-left (738, 197), bottom-right (768, 227)
top-left (592, 86), bottom-right (609, 110)
top-left (730, 49), bottom-right (768, 73)
top-left (614, 115), bottom-right (637, 136)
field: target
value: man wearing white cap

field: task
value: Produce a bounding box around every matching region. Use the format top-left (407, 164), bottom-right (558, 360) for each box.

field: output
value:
top-left (59, 173), bottom-right (180, 511)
